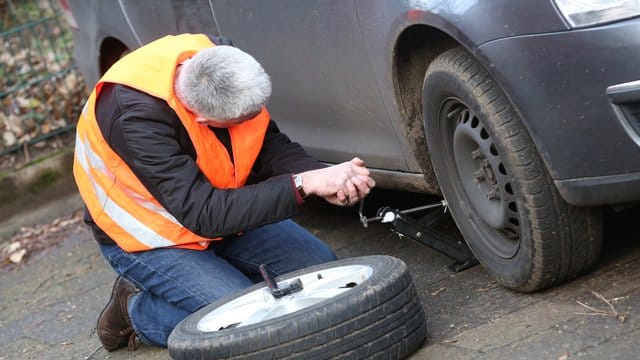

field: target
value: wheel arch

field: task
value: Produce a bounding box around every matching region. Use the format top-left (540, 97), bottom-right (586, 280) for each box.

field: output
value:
top-left (98, 36), bottom-right (131, 76)
top-left (391, 23), bottom-right (558, 200)
top-left (391, 24), bottom-right (460, 193)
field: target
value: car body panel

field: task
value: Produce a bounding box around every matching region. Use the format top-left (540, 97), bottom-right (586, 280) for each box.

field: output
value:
top-left (68, 1), bottom-right (138, 86)
top-left (357, 0), bottom-right (567, 49)
top-left (354, 0), bottom-right (569, 174)
top-left (477, 17), bottom-right (640, 204)
top-left (119, 0), bottom-right (219, 45)
top-left (211, 0), bottom-right (410, 170)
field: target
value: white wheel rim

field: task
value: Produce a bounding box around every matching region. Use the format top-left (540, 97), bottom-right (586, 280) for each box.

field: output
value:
top-left (197, 265), bottom-right (374, 332)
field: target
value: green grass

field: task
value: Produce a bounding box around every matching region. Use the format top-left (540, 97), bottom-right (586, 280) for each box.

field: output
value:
top-left (27, 168), bottom-right (61, 194)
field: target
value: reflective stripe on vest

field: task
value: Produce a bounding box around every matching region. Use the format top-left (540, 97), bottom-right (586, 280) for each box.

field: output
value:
top-left (73, 34), bottom-right (270, 252)
top-left (74, 134), bottom-right (176, 249)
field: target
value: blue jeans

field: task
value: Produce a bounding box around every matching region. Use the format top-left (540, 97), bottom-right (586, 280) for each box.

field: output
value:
top-left (98, 219), bottom-right (336, 347)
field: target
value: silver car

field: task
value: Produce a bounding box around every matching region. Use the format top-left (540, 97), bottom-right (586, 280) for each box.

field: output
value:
top-left (64, 0), bottom-right (640, 291)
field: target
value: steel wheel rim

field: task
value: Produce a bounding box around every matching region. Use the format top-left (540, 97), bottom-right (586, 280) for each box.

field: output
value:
top-left (197, 265), bottom-right (374, 332)
top-left (442, 98), bottom-right (521, 258)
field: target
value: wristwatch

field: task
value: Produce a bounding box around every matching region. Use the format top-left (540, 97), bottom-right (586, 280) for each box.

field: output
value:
top-left (293, 174), bottom-right (307, 199)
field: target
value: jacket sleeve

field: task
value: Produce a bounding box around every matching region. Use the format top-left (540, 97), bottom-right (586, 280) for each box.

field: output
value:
top-left (251, 120), bottom-right (326, 180)
top-left (102, 87), bottom-right (300, 238)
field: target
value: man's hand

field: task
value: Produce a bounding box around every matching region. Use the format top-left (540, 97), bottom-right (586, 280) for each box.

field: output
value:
top-left (297, 157), bottom-right (375, 206)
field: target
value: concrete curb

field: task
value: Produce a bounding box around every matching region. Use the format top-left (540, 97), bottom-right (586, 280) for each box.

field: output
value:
top-left (0, 147), bottom-right (82, 243)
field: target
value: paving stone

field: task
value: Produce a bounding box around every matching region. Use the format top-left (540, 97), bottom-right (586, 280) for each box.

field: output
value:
top-left (574, 328), bottom-right (640, 360)
top-left (479, 328), bottom-right (604, 360)
top-left (451, 300), bottom-right (585, 351)
top-left (422, 275), bottom-right (537, 342)
top-left (559, 256), bottom-right (640, 302)
top-left (411, 342), bottom-right (481, 359)
top-left (558, 287), bottom-right (640, 340)
top-left (0, 336), bottom-right (54, 360)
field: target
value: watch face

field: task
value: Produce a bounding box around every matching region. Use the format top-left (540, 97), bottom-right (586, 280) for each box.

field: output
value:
top-left (294, 175), bottom-right (306, 198)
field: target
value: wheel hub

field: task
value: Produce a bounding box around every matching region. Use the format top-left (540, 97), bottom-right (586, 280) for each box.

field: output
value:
top-left (196, 265), bottom-right (374, 332)
top-left (444, 100), bottom-right (521, 258)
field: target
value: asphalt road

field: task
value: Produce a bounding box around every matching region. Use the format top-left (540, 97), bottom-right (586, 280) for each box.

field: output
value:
top-left (1, 190), bottom-right (640, 359)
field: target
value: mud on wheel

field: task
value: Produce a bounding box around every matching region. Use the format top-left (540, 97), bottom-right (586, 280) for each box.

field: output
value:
top-left (168, 255), bottom-right (427, 359)
top-left (422, 47), bottom-right (603, 292)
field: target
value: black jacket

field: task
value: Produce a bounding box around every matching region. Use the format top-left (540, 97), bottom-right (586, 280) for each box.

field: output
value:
top-left (85, 83), bottom-right (324, 245)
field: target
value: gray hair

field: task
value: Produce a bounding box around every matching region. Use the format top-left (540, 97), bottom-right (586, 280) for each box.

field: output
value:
top-left (175, 45), bottom-right (272, 121)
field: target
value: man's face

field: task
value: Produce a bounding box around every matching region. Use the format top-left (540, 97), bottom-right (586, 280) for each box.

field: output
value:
top-left (195, 109), bottom-right (262, 129)
top-left (196, 117), bottom-right (245, 128)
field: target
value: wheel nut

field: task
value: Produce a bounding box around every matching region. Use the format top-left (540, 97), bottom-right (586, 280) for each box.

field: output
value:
top-left (473, 170), bottom-right (485, 182)
top-left (471, 149), bottom-right (483, 159)
top-left (486, 189), bottom-right (500, 200)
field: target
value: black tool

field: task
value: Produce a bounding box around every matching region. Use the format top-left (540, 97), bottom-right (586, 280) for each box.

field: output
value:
top-left (358, 199), bottom-right (478, 272)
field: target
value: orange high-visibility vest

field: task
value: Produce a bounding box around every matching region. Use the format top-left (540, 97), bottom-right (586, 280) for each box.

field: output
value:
top-left (73, 34), bottom-right (270, 252)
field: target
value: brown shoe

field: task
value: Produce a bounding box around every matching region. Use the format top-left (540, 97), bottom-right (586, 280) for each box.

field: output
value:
top-left (97, 276), bottom-right (139, 351)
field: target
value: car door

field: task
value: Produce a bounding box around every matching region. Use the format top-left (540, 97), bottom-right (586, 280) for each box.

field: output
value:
top-left (211, 0), bottom-right (409, 170)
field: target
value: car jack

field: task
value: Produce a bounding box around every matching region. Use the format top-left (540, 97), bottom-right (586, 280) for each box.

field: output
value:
top-left (358, 199), bottom-right (478, 272)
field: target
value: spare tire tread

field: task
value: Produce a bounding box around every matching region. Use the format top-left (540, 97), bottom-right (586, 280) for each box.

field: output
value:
top-left (303, 283), bottom-right (424, 359)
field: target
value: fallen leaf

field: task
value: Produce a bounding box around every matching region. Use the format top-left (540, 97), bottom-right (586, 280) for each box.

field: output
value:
top-left (9, 249), bottom-right (27, 264)
top-left (2, 131), bottom-right (16, 147)
top-left (431, 287), bottom-right (446, 296)
top-left (58, 218), bottom-right (81, 227)
top-left (3, 241), bottom-right (21, 254)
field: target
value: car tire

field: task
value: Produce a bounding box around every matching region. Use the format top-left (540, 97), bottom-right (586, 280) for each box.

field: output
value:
top-left (168, 255), bottom-right (427, 359)
top-left (422, 46), bottom-right (603, 292)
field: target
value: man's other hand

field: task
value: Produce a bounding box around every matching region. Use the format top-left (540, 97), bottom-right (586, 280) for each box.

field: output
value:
top-left (298, 157), bottom-right (376, 206)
